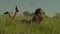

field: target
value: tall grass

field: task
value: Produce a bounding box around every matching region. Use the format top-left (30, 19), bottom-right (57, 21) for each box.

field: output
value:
top-left (0, 15), bottom-right (60, 34)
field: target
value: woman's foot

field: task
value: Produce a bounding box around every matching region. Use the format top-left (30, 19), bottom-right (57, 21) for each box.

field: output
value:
top-left (3, 11), bottom-right (9, 14)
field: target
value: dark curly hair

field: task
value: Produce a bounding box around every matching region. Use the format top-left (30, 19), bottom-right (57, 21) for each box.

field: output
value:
top-left (32, 8), bottom-right (43, 23)
top-left (34, 8), bottom-right (42, 15)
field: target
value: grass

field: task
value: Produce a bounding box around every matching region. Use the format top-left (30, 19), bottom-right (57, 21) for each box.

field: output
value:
top-left (0, 15), bottom-right (60, 34)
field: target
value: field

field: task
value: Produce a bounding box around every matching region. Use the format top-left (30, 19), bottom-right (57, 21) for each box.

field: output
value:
top-left (0, 15), bottom-right (60, 34)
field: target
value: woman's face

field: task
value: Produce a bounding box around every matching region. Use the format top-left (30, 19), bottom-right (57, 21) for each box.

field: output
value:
top-left (37, 10), bottom-right (41, 14)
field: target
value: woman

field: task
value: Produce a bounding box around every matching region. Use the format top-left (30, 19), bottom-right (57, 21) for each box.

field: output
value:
top-left (32, 8), bottom-right (43, 23)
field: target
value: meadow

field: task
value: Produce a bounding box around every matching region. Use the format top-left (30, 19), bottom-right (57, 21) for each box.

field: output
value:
top-left (0, 15), bottom-right (60, 34)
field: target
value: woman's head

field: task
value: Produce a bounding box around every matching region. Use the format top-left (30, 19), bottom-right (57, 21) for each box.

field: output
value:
top-left (35, 8), bottom-right (42, 15)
